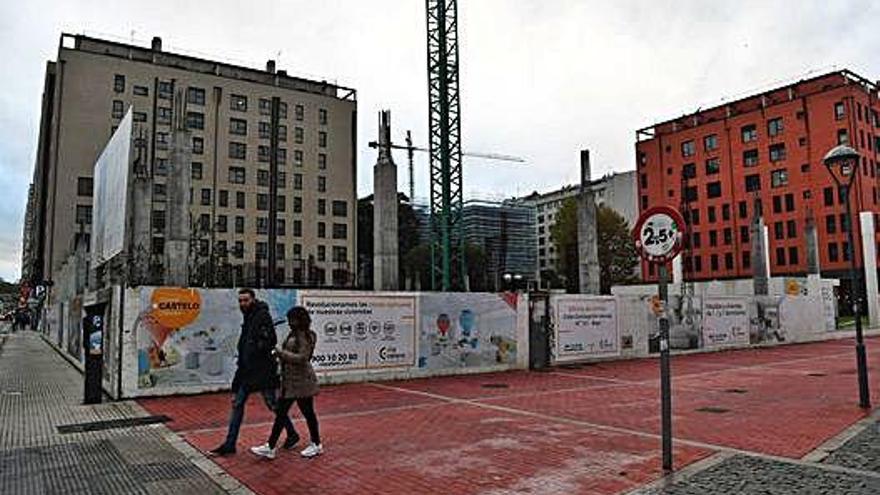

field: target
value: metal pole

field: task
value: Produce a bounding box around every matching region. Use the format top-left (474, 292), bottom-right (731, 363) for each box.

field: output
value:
top-left (843, 184), bottom-right (871, 409)
top-left (658, 263), bottom-right (673, 472)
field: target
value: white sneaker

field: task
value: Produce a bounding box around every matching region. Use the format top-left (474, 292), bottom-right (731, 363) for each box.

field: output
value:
top-left (250, 443), bottom-right (276, 460)
top-left (300, 443), bottom-right (323, 458)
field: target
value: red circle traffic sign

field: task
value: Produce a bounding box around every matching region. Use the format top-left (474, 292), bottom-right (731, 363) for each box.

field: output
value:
top-left (632, 205), bottom-right (686, 264)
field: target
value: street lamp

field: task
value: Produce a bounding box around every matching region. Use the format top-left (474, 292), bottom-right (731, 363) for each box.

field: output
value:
top-left (823, 144), bottom-right (871, 409)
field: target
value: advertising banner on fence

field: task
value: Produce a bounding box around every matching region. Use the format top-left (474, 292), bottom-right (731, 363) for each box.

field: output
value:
top-left (554, 296), bottom-right (619, 361)
top-left (301, 293), bottom-right (416, 371)
top-left (419, 293), bottom-right (520, 370)
top-left (702, 297), bottom-right (750, 347)
top-left (135, 287), bottom-right (297, 390)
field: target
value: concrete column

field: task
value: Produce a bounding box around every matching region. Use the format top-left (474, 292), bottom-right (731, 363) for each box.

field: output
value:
top-left (672, 254), bottom-right (683, 285)
top-left (373, 110), bottom-right (399, 291)
top-left (577, 150), bottom-right (600, 294)
top-left (805, 213), bottom-right (820, 274)
top-left (751, 216), bottom-right (768, 295)
top-left (165, 89), bottom-right (192, 286)
top-left (763, 225), bottom-right (771, 278)
top-left (860, 212), bottom-right (879, 327)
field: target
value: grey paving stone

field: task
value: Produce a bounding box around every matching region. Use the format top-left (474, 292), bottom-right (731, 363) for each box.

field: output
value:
top-left (823, 422), bottom-right (880, 473)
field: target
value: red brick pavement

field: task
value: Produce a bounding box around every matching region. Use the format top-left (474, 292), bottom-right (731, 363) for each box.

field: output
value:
top-left (139, 336), bottom-right (880, 494)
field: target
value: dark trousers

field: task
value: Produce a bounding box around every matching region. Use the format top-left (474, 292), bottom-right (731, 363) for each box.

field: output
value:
top-left (223, 386), bottom-right (294, 449)
top-left (268, 397), bottom-right (321, 448)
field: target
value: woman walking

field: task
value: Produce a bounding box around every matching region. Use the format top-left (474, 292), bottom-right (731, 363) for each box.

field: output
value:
top-left (251, 306), bottom-right (323, 460)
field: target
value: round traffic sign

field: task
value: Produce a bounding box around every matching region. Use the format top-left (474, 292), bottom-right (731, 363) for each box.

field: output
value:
top-left (632, 205), bottom-right (686, 264)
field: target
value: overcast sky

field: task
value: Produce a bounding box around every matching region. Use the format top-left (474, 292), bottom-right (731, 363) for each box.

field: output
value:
top-left (1, 0), bottom-right (878, 282)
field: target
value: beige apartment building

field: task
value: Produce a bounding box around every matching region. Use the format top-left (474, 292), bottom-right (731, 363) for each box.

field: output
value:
top-left (25, 33), bottom-right (357, 288)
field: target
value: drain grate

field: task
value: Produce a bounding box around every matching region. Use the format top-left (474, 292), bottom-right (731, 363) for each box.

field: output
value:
top-left (481, 383), bottom-right (510, 389)
top-left (57, 415), bottom-right (171, 434)
top-left (696, 406), bottom-right (730, 414)
top-left (807, 372), bottom-right (827, 377)
top-left (723, 388), bottom-right (748, 394)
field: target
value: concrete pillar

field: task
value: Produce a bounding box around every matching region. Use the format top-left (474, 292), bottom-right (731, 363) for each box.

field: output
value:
top-left (129, 127), bottom-right (152, 286)
top-left (165, 89), bottom-right (192, 286)
top-left (805, 213), bottom-right (820, 274)
top-left (577, 150), bottom-right (600, 294)
top-left (751, 215), bottom-right (768, 295)
top-left (672, 254), bottom-right (683, 285)
top-left (763, 225), bottom-right (771, 278)
top-left (860, 212), bottom-right (879, 327)
top-left (373, 110), bottom-right (399, 291)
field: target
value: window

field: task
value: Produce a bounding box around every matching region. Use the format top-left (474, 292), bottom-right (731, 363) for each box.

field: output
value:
top-left (776, 247), bottom-right (786, 266)
top-left (318, 222), bottom-right (326, 239)
top-left (77, 177), bottom-right (94, 196)
top-left (785, 193), bottom-right (794, 212)
top-left (257, 217), bottom-right (269, 235)
top-left (789, 247), bottom-right (799, 265)
top-left (277, 148), bottom-right (287, 165)
top-left (707, 182), bottom-right (722, 199)
top-left (829, 243), bottom-right (839, 262)
top-left (157, 107), bottom-right (172, 125)
top-left (158, 81), bottom-right (173, 99)
top-left (799, 137), bottom-right (807, 147)
top-left (826, 215), bottom-right (836, 233)
top-left (682, 163), bottom-right (696, 179)
top-left (722, 204), bottom-right (731, 221)
top-left (704, 134), bottom-right (718, 151)
top-left (133, 112), bottom-right (147, 123)
top-left (295, 104), bottom-right (304, 121)
top-left (705, 158), bottom-right (720, 175)
top-left (843, 242), bottom-right (851, 261)
top-left (259, 99), bottom-right (271, 116)
top-left (772, 196), bottom-right (782, 214)
top-left (113, 74), bottom-right (125, 93)
top-left (187, 87), bottom-right (205, 105)
top-left (640, 174), bottom-right (648, 188)
top-left (277, 125), bottom-right (287, 142)
top-left (236, 192), bottom-right (246, 209)
top-left (257, 194), bottom-right (269, 211)
top-left (317, 245), bottom-right (326, 262)
top-left (768, 117), bottom-right (783, 137)
top-left (276, 219), bottom-right (286, 236)
top-left (259, 122), bottom-right (271, 139)
top-left (152, 237), bottom-right (164, 256)
top-left (333, 246), bottom-right (347, 263)
top-left (219, 190), bottom-right (229, 207)
top-left (835, 102), bottom-right (845, 120)
top-left (711, 254), bottom-right (719, 272)
top-left (153, 183), bottom-right (166, 202)
top-left (742, 251), bottom-right (751, 269)
top-left (740, 226), bottom-right (750, 243)
top-left (200, 188), bottom-right (211, 206)
top-left (741, 124), bottom-right (757, 143)
top-left (293, 220), bottom-right (303, 237)
top-left (691, 232), bottom-right (700, 248)
top-left (739, 201), bottom-right (748, 219)
top-left (332, 200), bottom-right (347, 217)
top-left (186, 112), bottom-right (204, 130)
top-left (319, 131), bottom-right (328, 148)
top-left (155, 158), bottom-right (168, 176)
top-left (133, 85), bottom-right (148, 96)
top-left (293, 244), bottom-right (303, 259)
top-left (112, 100), bottom-right (124, 119)
top-left (689, 209), bottom-right (700, 226)
top-left (774, 222), bottom-right (784, 240)
top-left (151, 210), bottom-right (164, 232)
top-left (256, 242), bottom-right (268, 259)
top-left (318, 153), bottom-right (327, 170)
top-left (684, 186), bottom-right (698, 202)
top-left (743, 149), bottom-right (759, 167)
top-left (837, 129), bottom-right (849, 145)
top-left (230, 94), bottom-right (248, 112)
top-left (318, 176), bottom-right (327, 193)
top-left (233, 241), bottom-right (244, 258)
top-left (745, 174), bottom-right (761, 192)
top-left (192, 137), bottom-right (204, 155)
top-left (258, 145), bottom-right (270, 163)
top-left (292, 150), bottom-right (303, 167)
top-left (319, 108), bottom-right (328, 125)
top-left (771, 169), bottom-right (789, 188)
top-left (230, 118), bottom-right (248, 136)
top-left (724, 228), bottom-right (732, 245)
top-left (277, 171), bottom-right (286, 188)
top-left (787, 220), bottom-right (797, 238)
top-left (332, 223), bottom-right (347, 239)
top-left (294, 197), bottom-right (303, 213)
top-left (824, 187), bottom-right (834, 206)
top-left (295, 127), bottom-right (304, 144)
top-left (229, 142), bottom-right (247, 160)
top-left (192, 162), bottom-right (203, 180)
top-left (317, 198), bottom-right (326, 215)
top-left (694, 256), bottom-right (702, 272)
top-left (840, 214), bottom-right (849, 233)
top-left (257, 170), bottom-right (269, 187)
top-left (235, 216), bottom-right (245, 234)
top-left (641, 195), bottom-right (648, 210)
top-left (276, 195), bottom-right (286, 212)
top-left (229, 167), bottom-right (246, 184)
top-left (279, 102), bottom-right (288, 119)
top-left (769, 143), bottom-right (786, 162)
top-left (681, 140), bottom-right (695, 157)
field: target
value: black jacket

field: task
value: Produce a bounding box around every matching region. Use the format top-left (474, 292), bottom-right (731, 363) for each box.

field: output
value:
top-left (232, 300), bottom-right (279, 391)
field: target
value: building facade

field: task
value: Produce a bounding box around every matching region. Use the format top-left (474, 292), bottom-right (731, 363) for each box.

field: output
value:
top-left (636, 70), bottom-right (880, 283)
top-left (462, 200), bottom-right (537, 291)
top-left (520, 170), bottom-right (638, 285)
top-left (24, 34), bottom-right (357, 288)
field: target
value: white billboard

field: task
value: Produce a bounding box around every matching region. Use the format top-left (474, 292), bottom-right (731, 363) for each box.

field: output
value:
top-left (91, 108), bottom-right (132, 265)
top-left (702, 297), bottom-right (750, 347)
top-left (554, 295), bottom-right (619, 361)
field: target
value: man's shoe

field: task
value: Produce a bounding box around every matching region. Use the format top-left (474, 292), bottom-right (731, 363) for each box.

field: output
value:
top-left (300, 443), bottom-right (323, 458)
top-left (282, 434), bottom-right (301, 450)
top-left (250, 443), bottom-right (276, 460)
top-left (208, 445), bottom-right (236, 457)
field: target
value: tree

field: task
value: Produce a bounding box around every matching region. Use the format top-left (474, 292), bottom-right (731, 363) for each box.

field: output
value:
top-left (551, 198), bottom-right (639, 294)
top-left (403, 242), bottom-right (488, 291)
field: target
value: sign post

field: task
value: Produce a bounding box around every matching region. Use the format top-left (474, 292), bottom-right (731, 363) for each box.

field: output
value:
top-left (633, 205), bottom-right (685, 473)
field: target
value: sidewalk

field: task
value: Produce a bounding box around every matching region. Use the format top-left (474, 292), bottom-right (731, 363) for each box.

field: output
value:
top-left (0, 330), bottom-right (242, 495)
top-left (140, 335), bottom-right (880, 494)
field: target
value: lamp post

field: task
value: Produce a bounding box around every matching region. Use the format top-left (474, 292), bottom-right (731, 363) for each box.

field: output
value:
top-left (823, 144), bottom-right (871, 409)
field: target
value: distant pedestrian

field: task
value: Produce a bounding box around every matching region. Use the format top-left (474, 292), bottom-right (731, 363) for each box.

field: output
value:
top-left (209, 289), bottom-right (297, 457)
top-left (250, 306), bottom-right (323, 460)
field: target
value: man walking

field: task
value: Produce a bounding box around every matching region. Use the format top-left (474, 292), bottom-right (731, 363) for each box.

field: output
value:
top-left (209, 289), bottom-right (297, 456)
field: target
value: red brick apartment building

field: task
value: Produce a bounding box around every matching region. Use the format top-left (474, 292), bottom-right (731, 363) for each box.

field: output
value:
top-left (636, 70), bottom-right (880, 285)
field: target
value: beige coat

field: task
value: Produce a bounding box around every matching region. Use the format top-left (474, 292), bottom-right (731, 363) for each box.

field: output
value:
top-left (277, 330), bottom-right (319, 399)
